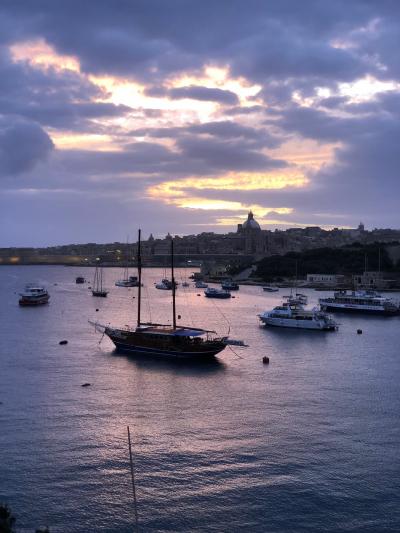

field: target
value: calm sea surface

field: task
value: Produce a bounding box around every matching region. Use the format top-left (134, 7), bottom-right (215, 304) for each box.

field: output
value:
top-left (0, 266), bottom-right (399, 532)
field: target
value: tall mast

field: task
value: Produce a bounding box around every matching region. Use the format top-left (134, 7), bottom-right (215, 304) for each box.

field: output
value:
top-left (137, 229), bottom-right (142, 328)
top-left (171, 237), bottom-right (176, 329)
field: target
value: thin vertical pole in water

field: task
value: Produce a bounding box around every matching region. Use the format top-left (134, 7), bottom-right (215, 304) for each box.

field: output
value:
top-left (171, 238), bottom-right (176, 329)
top-left (137, 229), bottom-right (142, 328)
top-left (127, 426), bottom-right (139, 532)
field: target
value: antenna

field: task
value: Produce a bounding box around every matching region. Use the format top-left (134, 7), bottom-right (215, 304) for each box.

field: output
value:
top-left (137, 229), bottom-right (142, 328)
top-left (171, 237), bottom-right (176, 329)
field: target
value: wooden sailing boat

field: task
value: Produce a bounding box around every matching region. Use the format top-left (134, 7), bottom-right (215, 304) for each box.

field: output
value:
top-left (104, 229), bottom-right (228, 359)
top-left (92, 261), bottom-right (108, 297)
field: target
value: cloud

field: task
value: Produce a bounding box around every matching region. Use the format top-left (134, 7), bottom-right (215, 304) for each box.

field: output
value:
top-left (0, 120), bottom-right (54, 176)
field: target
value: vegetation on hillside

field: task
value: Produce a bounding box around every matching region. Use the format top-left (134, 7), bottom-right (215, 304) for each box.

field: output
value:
top-left (255, 243), bottom-right (400, 282)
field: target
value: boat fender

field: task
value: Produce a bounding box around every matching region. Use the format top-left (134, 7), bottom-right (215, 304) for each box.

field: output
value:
top-left (262, 356), bottom-right (270, 364)
top-left (59, 340), bottom-right (68, 345)
top-left (357, 329), bottom-right (362, 334)
top-left (81, 383), bottom-right (91, 387)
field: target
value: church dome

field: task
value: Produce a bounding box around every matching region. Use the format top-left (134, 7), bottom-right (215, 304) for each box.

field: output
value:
top-left (242, 211), bottom-right (261, 230)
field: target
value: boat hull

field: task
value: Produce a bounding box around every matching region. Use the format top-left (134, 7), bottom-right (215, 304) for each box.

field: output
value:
top-left (92, 291), bottom-right (108, 297)
top-left (320, 303), bottom-right (399, 316)
top-left (106, 330), bottom-right (226, 359)
top-left (259, 317), bottom-right (336, 330)
top-left (19, 296), bottom-right (49, 306)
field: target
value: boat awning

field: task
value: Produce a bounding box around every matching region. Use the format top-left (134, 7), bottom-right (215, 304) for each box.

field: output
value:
top-left (171, 328), bottom-right (206, 337)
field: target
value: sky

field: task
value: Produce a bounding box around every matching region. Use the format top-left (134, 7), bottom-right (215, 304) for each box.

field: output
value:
top-left (0, 0), bottom-right (399, 246)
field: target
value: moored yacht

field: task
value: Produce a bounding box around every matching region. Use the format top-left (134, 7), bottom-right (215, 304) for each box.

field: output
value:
top-left (19, 285), bottom-right (50, 306)
top-left (319, 290), bottom-right (399, 315)
top-left (258, 301), bottom-right (337, 331)
top-left (99, 230), bottom-right (230, 360)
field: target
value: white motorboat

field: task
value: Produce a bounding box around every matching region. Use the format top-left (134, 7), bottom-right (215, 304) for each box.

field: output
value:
top-left (319, 290), bottom-right (399, 315)
top-left (258, 301), bottom-right (337, 331)
top-left (19, 285), bottom-right (50, 306)
top-left (263, 286), bottom-right (279, 292)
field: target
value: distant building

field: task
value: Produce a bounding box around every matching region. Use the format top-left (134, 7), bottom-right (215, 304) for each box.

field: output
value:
top-left (306, 274), bottom-right (346, 286)
top-left (352, 271), bottom-right (394, 289)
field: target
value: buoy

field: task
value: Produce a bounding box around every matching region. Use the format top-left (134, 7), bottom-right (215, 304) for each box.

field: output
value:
top-left (178, 314), bottom-right (181, 319)
top-left (357, 329), bottom-right (362, 334)
top-left (232, 296), bottom-right (236, 298)
top-left (197, 293), bottom-right (201, 296)
top-left (81, 383), bottom-right (91, 387)
top-left (262, 356), bottom-right (270, 364)
top-left (96, 308), bottom-right (99, 312)
top-left (59, 340), bottom-right (68, 345)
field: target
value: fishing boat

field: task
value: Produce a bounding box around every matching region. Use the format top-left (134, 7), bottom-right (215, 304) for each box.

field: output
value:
top-left (319, 290), bottom-right (399, 315)
top-left (263, 286), bottom-right (279, 292)
top-left (76, 276), bottom-right (85, 284)
top-left (102, 230), bottom-right (229, 360)
top-left (92, 263), bottom-right (108, 297)
top-left (195, 280), bottom-right (208, 288)
top-left (221, 279), bottom-right (239, 291)
top-left (258, 301), bottom-right (337, 331)
top-left (19, 285), bottom-right (50, 306)
top-left (204, 287), bottom-right (231, 299)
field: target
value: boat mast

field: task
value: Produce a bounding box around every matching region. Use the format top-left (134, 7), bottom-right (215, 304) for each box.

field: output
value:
top-left (137, 229), bottom-right (142, 328)
top-left (171, 237), bottom-right (177, 329)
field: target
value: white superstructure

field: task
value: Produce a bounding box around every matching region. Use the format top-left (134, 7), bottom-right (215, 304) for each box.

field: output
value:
top-left (319, 290), bottom-right (399, 315)
top-left (258, 301), bottom-right (337, 331)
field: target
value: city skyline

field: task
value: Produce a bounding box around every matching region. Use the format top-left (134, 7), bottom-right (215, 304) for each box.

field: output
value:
top-left (1, 1), bottom-right (399, 246)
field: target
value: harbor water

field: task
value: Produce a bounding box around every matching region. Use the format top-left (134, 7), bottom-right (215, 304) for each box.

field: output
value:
top-left (0, 266), bottom-right (399, 532)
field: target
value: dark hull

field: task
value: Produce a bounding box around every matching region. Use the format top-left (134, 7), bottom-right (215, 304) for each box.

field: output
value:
top-left (205, 294), bottom-right (231, 299)
top-left (106, 331), bottom-right (226, 360)
top-left (320, 304), bottom-right (399, 316)
top-left (92, 291), bottom-right (108, 297)
top-left (19, 297), bottom-right (49, 306)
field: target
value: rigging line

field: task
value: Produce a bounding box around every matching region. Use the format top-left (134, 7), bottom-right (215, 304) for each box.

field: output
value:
top-left (208, 296), bottom-right (232, 335)
top-left (144, 283), bottom-right (152, 324)
top-left (228, 345), bottom-right (244, 360)
top-left (180, 273), bottom-right (195, 328)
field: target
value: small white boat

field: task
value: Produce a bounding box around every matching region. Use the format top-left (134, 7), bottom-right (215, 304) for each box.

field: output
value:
top-left (263, 286), bottom-right (279, 292)
top-left (19, 285), bottom-right (50, 306)
top-left (258, 301), bottom-right (337, 331)
top-left (195, 280), bottom-right (208, 288)
top-left (283, 292), bottom-right (308, 305)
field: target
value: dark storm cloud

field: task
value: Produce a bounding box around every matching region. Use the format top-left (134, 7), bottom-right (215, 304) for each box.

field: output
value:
top-left (145, 84), bottom-right (239, 104)
top-left (0, 120), bottom-right (54, 176)
top-left (0, 0), bottom-right (389, 84)
top-left (168, 86), bottom-right (239, 105)
top-left (55, 134), bottom-right (286, 177)
top-left (0, 48), bottom-right (133, 130)
top-left (131, 120), bottom-right (282, 148)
